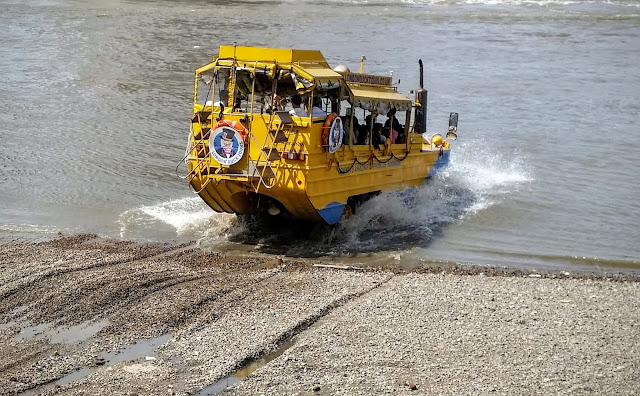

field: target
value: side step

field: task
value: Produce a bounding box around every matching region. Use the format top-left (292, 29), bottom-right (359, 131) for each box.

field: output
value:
top-left (262, 147), bottom-right (281, 161)
top-left (249, 163), bottom-right (276, 180)
top-left (270, 129), bottom-right (288, 143)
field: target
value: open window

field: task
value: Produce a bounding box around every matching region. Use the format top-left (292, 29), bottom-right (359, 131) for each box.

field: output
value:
top-left (195, 67), bottom-right (231, 109)
top-left (195, 70), bottom-right (214, 107)
top-left (346, 84), bottom-right (412, 149)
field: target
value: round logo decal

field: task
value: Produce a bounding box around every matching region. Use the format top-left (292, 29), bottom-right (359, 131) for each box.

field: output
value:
top-left (327, 117), bottom-right (344, 154)
top-left (210, 126), bottom-right (245, 165)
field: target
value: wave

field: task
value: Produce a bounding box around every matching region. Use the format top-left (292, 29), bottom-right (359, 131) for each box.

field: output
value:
top-left (0, 223), bottom-right (69, 243)
top-left (117, 197), bottom-right (237, 242)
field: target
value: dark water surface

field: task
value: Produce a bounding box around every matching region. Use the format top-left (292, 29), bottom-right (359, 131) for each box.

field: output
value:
top-left (1, 0), bottom-right (639, 273)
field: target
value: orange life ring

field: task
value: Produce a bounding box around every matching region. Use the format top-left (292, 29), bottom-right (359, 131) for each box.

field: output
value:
top-left (215, 119), bottom-right (247, 141)
top-left (322, 113), bottom-right (338, 150)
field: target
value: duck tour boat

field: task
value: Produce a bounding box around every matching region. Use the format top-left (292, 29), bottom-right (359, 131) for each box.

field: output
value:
top-left (178, 45), bottom-right (459, 225)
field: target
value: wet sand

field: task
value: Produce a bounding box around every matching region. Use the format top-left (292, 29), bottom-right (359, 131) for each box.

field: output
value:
top-left (0, 235), bottom-right (638, 395)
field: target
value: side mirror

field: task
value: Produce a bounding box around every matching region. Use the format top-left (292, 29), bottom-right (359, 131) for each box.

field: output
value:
top-left (446, 112), bottom-right (458, 140)
top-left (448, 112), bottom-right (458, 131)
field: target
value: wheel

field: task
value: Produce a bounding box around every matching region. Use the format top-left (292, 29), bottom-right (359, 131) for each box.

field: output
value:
top-left (343, 204), bottom-right (353, 220)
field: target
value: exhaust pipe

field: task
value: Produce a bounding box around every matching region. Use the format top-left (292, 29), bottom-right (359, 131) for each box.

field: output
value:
top-left (414, 59), bottom-right (427, 135)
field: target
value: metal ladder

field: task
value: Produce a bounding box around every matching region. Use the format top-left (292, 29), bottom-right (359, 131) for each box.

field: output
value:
top-left (176, 110), bottom-right (214, 194)
top-left (178, 111), bottom-right (294, 195)
top-left (247, 113), bottom-right (293, 193)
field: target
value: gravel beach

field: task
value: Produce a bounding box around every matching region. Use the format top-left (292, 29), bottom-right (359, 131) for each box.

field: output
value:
top-left (0, 235), bottom-right (638, 395)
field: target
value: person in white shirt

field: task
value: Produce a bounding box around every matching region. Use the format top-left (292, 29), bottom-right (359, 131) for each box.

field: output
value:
top-left (311, 96), bottom-right (326, 118)
top-left (289, 94), bottom-right (308, 117)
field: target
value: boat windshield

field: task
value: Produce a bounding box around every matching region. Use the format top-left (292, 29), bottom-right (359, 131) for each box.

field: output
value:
top-left (195, 68), bottom-right (231, 108)
top-left (209, 65), bottom-right (344, 117)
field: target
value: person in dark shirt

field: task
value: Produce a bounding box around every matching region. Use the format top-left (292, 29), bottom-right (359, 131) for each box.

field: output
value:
top-left (289, 94), bottom-right (307, 117)
top-left (359, 114), bottom-right (376, 145)
top-left (384, 108), bottom-right (402, 144)
top-left (351, 116), bottom-right (361, 145)
top-left (372, 123), bottom-right (383, 150)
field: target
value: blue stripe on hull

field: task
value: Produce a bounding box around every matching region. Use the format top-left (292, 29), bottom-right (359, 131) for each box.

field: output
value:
top-left (318, 151), bottom-right (450, 224)
top-left (426, 150), bottom-right (450, 179)
top-left (317, 202), bottom-right (345, 225)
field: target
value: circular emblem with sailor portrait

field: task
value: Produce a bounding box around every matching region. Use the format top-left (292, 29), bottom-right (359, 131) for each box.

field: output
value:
top-left (210, 126), bottom-right (245, 165)
top-left (327, 117), bottom-right (344, 154)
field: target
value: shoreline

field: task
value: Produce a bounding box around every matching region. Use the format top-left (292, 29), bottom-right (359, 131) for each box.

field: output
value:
top-left (3, 232), bottom-right (638, 279)
top-left (1, 235), bottom-right (638, 395)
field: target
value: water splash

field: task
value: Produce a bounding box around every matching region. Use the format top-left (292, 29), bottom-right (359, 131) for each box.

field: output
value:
top-left (117, 197), bottom-right (237, 242)
top-left (319, 141), bottom-right (533, 254)
top-left (119, 144), bottom-right (531, 253)
top-left (444, 140), bottom-right (533, 213)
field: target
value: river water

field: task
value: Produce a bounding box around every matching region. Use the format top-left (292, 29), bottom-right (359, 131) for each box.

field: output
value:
top-left (1, 0), bottom-right (638, 273)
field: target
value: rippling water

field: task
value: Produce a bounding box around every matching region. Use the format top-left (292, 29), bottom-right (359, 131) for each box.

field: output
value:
top-left (1, 0), bottom-right (638, 273)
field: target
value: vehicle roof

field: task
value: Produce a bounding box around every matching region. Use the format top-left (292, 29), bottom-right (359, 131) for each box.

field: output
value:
top-left (348, 85), bottom-right (412, 113)
top-left (218, 46), bottom-right (329, 66)
top-left (198, 45), bottom-right (413, 111)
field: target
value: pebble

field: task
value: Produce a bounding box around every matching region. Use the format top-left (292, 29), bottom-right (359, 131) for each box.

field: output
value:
top-left (91, 356), bottom-right (106, 366)
top-left (1, 237), bottom-right (637, 396)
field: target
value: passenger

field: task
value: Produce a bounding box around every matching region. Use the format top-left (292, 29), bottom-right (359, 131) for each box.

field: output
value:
top-left (351, 116), bottom-right (361, 145)
top-left (381, 127), bottom-right (391, 144)
top-left (311, 96), bottom-right (326, 118)
top-left (212, 89), bottom-right (229, 108)
top-left (364, 114), bottom-right (377, 134)
top-left (384, 109), bottom-right (402, 143)
top-left (372, 123), bottom-right (383, 150)
top-left (274, 93), bottom-right (283, 110)
top-left (289, 94), bottom-right (308, 117)
top-left (358, 114), bottom-right (375, 145)
top-left (385, 109), bottom-right (397, 127)
top-left (356, 125), bottom-right (367, 145)
top-left (381, 126), bottom-right (397, 144)
top-left (357, 118), bottom-right (369, 145)
top-left (267, 93), bottom-right (283, 114)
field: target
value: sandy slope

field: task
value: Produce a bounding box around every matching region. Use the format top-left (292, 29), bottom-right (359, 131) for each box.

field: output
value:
top-left (0, 235), bottom-right (638, 395)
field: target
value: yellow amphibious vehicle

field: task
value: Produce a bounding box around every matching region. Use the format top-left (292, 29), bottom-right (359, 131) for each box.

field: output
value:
top-left (179, 45), bottom-right (458, 224)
